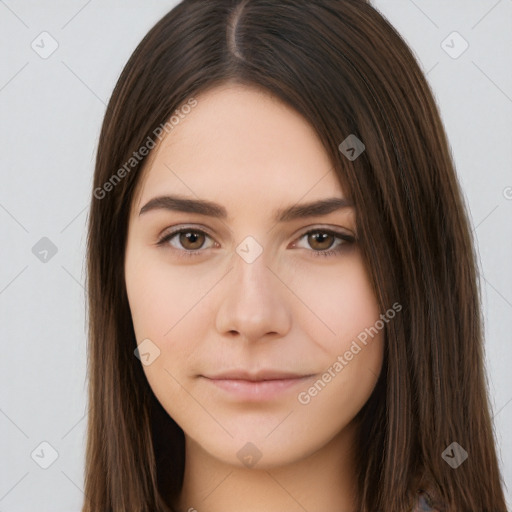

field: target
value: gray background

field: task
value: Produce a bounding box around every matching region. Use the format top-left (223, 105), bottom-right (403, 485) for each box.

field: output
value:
top-left (0, 1), bottom-right (511, 510)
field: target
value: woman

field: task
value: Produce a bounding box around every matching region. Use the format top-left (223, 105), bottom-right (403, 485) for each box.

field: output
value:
top-left (84, 1), bottom-right (508, 510)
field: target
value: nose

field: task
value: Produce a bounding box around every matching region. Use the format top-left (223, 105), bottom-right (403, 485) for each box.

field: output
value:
top-left (215, 248), bottom-right (292, 343)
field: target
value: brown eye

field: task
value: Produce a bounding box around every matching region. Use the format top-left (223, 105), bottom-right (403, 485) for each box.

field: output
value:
top-left (178, 231), bottom-right (206, 250)
top-left (157, 228), bottom-right (215, 256)
top-left (294, 229), bottom-right (355, 258)
top-left (307, 232), bottom-right (335, 251)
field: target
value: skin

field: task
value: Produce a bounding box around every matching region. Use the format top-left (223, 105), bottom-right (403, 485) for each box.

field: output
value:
top-left (124, 83), bottom-right (385, 512)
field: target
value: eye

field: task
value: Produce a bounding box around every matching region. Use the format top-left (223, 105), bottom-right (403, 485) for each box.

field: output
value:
top-left (156, 228), bottom-right (216, 258)
top-left (293, 228), bottom-right (356, 258)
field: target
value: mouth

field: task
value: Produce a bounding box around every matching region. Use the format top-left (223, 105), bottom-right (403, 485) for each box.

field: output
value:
top-left (200, 370), bottom-right (316, 401)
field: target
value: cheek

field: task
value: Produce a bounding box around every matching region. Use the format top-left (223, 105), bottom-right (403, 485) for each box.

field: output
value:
top-left (290, 256), bottom-right (381, 348)
top-left (125, 248), bottom-right (218, 395)
top-left (295, 263), bottom-right (384, 420)
top-left (289, 258), bottom-right (384, 414)
top-left (125, 248), bottom-right (214, 341)
top-left (125, 252), bottom-right (204, 415)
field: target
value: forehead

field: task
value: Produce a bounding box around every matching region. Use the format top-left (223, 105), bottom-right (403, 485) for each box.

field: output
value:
top-left (133, 84), bottom-right (345, 214)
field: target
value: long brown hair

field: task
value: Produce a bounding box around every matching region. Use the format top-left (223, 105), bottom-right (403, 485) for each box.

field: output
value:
top-left (84, 0), bottom-right (508, 510)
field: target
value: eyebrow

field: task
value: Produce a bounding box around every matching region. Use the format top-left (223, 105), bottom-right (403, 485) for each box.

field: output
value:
top-left (139, 195), bottom-right (354, 223)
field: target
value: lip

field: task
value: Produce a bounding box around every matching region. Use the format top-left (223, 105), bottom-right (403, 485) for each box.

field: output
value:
top-left (205, 369), bottom-right (311, 381)
top-left (201, 370), bottom-right (316, 401)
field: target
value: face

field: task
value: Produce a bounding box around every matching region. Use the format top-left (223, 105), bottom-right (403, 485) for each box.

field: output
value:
top-left (124, 83), bottom-right (384, 469)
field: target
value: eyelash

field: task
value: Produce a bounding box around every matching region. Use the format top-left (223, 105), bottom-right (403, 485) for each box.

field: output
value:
top-left (156, 227), bottom-right (355, 260)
